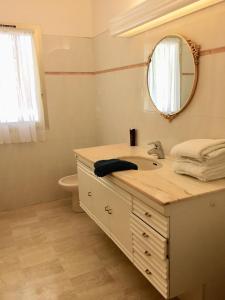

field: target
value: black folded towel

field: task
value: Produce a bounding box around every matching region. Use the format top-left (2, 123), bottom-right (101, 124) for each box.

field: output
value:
top-left (94, 159), bottom-right (138, 177)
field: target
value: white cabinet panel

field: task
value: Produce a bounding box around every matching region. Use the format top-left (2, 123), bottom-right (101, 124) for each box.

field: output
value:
top-left (77, 165), bottom-right (95, 214)
top-left (108, 186), bottom-right (132, 257)
top-left (92, 180), bottom-right (111, 234)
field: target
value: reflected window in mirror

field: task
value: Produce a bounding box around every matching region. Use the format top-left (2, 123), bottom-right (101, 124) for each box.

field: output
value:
top-left (149, 37), bottom-right (181, 114)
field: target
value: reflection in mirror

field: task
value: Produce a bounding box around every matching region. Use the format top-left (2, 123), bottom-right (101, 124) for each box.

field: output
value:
top-left (147, 35), bottom-right (200, 120)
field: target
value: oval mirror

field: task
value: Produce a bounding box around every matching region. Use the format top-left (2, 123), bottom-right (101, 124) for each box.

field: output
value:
top-left (147, 35), bottom-right (200, 121)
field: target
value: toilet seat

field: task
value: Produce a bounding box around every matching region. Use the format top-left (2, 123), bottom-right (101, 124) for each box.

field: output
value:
top-left (58, 174), bottom-right (78, 192)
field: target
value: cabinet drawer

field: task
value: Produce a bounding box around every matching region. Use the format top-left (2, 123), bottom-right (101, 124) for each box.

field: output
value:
top-left (133, 236), bottom-right (168, 279)
top-left (131, 214), bottom-right (168, 261)
top-left (133, 197), bottom-right (169, 238)
top-left (134, 251), bottom-right (168, 299)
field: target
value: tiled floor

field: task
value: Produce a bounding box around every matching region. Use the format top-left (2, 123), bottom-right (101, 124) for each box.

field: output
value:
top-left (0, 199), bottom-right (166, 300)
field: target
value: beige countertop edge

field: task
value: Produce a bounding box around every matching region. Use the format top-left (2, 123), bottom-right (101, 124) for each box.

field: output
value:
top-left (74, 145), bottom-right (225, 207)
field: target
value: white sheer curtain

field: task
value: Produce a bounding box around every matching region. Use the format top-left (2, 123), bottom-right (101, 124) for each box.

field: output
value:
top-left (149, 37), bottom-right (181, 114)
top-left (0, 28), bottom-right (45, 144)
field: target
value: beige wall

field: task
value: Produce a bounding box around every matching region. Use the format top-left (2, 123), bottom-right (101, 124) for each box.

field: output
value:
top-left (93, 2), bottom-right (225, 153)
top-left (0, 0), bottom-right (93, 37)
top-left (0, 2), bottom-right (96, 211)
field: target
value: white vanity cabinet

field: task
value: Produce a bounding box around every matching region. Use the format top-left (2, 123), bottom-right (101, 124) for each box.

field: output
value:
top-left (77, 159), bottom-right (225, 300)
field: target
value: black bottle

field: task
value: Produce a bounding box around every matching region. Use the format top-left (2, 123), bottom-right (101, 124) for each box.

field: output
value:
top-left (129, 128), bottom-right (136, 146)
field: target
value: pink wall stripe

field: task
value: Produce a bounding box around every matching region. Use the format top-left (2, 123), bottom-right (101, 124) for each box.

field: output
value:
top-left (45, 46), bottom-right (225, 76)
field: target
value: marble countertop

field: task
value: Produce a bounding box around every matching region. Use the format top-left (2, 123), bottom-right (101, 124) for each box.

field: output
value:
top-left (74, 144), bottom-right (225, 206)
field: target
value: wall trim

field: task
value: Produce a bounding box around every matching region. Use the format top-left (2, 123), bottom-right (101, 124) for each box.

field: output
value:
top-left (45, 63), bottom-right (147, 76)
top-left (45, 71), bottom-right (95, 76)
top-left (94, 62), bottom-right (147, 75)
top-left (200, 46), bottom-right (225, 56)
top-left (45, 45), bottom-right (225, 76)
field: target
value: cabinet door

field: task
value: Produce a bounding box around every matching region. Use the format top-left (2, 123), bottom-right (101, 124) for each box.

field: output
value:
top-left (77, 164), bottom-right (110, 236)
top-left (108, 186), bottom-right (132, 258)
top-left (77, 165), bottom-right (95, 214)
top-left (93, 180), bottom-right (111, 235)
top-left (95, 178), bottom-right (132, 258)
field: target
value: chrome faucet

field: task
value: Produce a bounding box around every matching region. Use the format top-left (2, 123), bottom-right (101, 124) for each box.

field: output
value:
top-left (147, 141), bottom-right (165, 159)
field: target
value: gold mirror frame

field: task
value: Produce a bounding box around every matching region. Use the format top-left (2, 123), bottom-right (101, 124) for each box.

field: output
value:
top-left (147, 34), bottom-right (200, 121)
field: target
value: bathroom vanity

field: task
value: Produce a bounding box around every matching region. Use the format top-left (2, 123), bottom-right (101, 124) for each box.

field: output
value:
top-left (74, 144), bottom-right (225, 300)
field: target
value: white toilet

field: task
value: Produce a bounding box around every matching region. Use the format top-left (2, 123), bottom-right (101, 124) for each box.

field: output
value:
top-left (58, 174), bottom-right (83, 213)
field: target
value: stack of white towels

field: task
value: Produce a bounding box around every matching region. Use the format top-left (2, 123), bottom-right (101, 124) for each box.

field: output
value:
top-left (171, 139), bottom-right (225, 182)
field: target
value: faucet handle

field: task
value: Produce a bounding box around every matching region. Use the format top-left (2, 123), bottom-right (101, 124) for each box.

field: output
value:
top-left (147, 141), bottom-right (165, 159)
top-left (148, 141), bottom-right (162, 149)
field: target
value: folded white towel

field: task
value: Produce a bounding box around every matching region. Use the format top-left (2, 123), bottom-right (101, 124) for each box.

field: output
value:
top-left (176, 150), bottom-right (225, 167)
top-left (174, 161), bottom-right (225, 181)
top-left (171, 139), bottom-right (225, 162)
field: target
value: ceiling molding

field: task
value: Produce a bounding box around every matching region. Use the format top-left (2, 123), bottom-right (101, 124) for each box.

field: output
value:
top-left (109, 0), bottom-right (224, 37)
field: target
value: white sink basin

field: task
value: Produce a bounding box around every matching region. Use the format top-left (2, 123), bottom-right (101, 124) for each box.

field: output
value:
top-left (119, 156), bottom-right (161, 171)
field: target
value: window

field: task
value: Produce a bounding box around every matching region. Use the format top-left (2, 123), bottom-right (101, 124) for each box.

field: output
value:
top-left (0, 25), bottom-right (45, 144)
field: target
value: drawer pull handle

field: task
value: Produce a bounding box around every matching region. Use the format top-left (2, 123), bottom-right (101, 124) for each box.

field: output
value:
top-left (145, 269), bottom-right (152, 275)
top-left (142, 232), bottom-right (149, 238)
top-left (88, 192), bottom-right (92, 197)
top-left (145, 212), bottom-right (152, 217)
top-left (144, 250), bottom-right (151, 257)
top-left (105, 206), bottom-right (112, 214)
